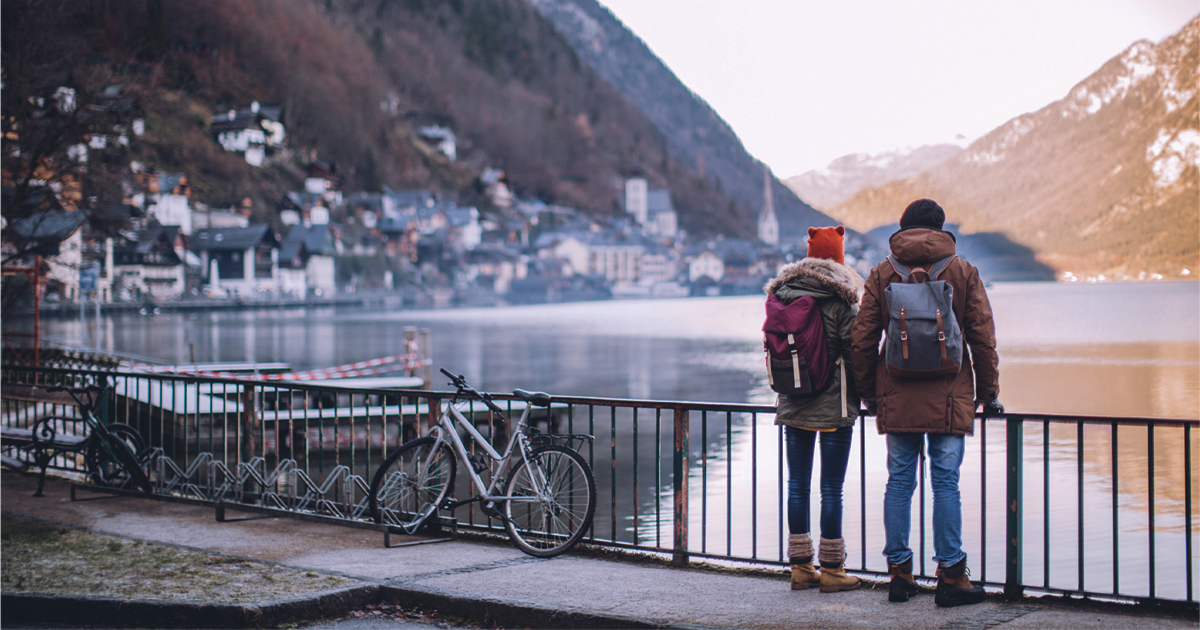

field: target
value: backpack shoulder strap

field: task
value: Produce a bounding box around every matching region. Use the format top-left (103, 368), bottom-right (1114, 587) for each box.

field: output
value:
top-left (928, 255), bottom-right (958, 280)
top-left (886, 256), bottom-right (912, 282)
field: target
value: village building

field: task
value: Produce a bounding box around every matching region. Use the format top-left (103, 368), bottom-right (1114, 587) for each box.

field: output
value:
top-left (191, 225), bottom-right (280, 298)
top-left (110, 226), bottom-right (189, 301)
top-left (209, 101), bottom-right (285, 167)
top-left (279, 223), bottom-right (339, 297)
top-left (132, 171), bottom-right (192, 235)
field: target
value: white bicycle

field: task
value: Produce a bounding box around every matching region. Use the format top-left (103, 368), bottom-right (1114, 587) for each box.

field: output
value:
top-left (368, 368), bottom-right (597, 557)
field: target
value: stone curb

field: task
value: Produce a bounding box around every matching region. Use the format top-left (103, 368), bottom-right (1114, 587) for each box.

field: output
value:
top-left (1, 581), bottom-right (720, 629)
top-left (1, 584), bottom-right (380, 629)
top-left (378, 583), bottom-right (718, 630)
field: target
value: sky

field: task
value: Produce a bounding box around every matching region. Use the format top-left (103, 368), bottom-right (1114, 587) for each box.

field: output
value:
top-left (598, 0), bottom-right (1199, 178)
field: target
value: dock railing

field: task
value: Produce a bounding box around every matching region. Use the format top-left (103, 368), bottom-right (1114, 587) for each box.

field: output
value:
top-left (2, 365), bottom-right (1195, 607)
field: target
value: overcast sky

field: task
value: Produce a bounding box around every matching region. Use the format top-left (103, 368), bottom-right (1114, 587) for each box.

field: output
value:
top-left (598, 0), bottom-right (1199, 178)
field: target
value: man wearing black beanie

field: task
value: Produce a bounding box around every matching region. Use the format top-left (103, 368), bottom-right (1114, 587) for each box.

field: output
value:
top-left (850, 199), bottom-right (1002, 607)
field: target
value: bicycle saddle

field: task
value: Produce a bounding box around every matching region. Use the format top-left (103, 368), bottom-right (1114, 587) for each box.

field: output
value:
top-left (512, 389), bottom-right (552, 407)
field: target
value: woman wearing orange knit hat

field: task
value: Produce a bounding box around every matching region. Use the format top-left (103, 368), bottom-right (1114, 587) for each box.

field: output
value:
top-left (763, 225), bottom-right (863, 592)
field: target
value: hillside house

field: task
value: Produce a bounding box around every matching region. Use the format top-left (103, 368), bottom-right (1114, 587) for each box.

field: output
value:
top-left (417, 126), bottom-right (457, 161)
top-left (688, 249), bottom-right (724, 283)
top-left (480, 169), bottom-right (513, 208)
top-left (110, 226), bottom-right (189, 301)
top-left (132, 171), bottom-right (192, 234)
top-left (279, 223), bottom-right (338, 297)
top-left (645, 189), bottom-right (679, 238)
top-left (210, 102), bottom-right (284, 166)
top-left (192, 225), bottom-right (280, 298)
top-left (624, 178), bottom-right (677, 238)
top-left (444, 206), bottom-right (483, 251)
top-left (463, 245), bottom-right (523, 294)
top-left (303, 160), bottom-right (342, 207)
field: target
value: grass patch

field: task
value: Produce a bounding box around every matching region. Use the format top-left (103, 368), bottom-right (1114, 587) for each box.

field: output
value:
top-left (1, 515), bottom-right (356, 604)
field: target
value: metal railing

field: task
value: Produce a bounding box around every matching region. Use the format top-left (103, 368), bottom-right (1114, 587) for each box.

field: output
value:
top-left (2, 365), bottom-right (1195, 606)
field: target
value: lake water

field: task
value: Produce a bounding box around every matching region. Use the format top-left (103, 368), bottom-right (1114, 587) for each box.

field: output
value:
top-left (41, 280), bottom-right (1200, 599)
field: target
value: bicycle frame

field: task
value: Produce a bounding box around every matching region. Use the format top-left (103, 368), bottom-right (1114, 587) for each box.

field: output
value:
top-left (427, 398), bottom-right (548, 505)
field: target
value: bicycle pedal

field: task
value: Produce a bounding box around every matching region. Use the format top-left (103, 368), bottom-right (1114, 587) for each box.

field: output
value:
top-left (440, 497), bottom-right (458, 510)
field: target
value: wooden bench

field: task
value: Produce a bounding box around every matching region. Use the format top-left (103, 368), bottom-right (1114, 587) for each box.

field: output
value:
top-left (1, 384), bottom-right (93, 496)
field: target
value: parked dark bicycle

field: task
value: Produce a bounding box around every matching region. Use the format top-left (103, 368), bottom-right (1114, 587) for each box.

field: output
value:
top-left (47, 383), bottom-right (154, 494)
top-left (369, 368), bottom-right (597, 557)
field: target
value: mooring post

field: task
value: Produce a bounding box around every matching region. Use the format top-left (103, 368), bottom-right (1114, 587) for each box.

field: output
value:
top-left (672, 407), bottom-right (689, 567)
top-left (1005, 414), bottom-right (1024, 600)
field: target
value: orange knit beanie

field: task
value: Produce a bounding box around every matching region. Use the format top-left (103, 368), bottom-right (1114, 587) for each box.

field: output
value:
top-left (806, 225), bottom-right (845, 264)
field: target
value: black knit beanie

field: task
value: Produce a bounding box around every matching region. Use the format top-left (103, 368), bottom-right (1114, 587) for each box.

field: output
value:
top-left (899, 199), bottom-right (945, 231)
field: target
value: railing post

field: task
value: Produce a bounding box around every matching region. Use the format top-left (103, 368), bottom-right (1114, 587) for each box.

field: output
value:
top-left (1005, 414), bottom-right (1024, 600)
top-left (672, 407), bottom-right (689, 566)
top-left (241, 383), bottom-right (257, 464)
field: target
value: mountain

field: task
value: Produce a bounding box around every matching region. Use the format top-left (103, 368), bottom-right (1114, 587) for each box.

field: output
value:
top-left (528, 0), bottom-right (836, 241)
top-left (4, 0), bottom-right (756, 235)
top-left (785, 142), bottom-right (966, 211)
top-left (828, 16), bottom-right (1199, 279)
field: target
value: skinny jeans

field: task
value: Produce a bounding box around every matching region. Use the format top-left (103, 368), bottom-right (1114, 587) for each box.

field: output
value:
top-left (784, 424), bottom-right (854, 539)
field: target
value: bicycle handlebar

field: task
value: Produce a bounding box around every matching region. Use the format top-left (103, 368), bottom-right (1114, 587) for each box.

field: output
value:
top-left (439, 367), bottom-right (506, 415)
top-left (46, 384), bottom-right (106, 409)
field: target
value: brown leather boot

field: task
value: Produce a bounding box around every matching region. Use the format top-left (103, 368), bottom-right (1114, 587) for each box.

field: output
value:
top-left (935, 558), bottom-right (985, 607)
top-left (888, 558), bottom-right (920, 602)
top-left (791, 562), bottom-right (821, 590)
top-left (817, 538), bottom-right (859, 592)
top-left (819, 564), bottom-right (860, 592)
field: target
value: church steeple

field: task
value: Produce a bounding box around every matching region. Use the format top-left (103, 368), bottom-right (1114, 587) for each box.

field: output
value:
top-left (758, 165), bottom-right (779, 246)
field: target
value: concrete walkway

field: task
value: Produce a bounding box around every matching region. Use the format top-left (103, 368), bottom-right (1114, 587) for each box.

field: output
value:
top-left (2, 473), bottom-right (1194, 629)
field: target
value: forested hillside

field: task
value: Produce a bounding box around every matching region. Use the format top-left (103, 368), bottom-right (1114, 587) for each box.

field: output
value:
top-left (3, 0), bottom-right (753, 235)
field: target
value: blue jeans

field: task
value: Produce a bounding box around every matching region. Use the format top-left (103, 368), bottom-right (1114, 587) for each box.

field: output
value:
top-left (785, 425), bottom-right (854, 539)
top-left (883, 433), bottom-right (966, 567)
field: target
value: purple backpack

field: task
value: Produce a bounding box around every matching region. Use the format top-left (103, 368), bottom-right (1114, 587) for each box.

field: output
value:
top-left (763, 294), bottom-right (834, 395)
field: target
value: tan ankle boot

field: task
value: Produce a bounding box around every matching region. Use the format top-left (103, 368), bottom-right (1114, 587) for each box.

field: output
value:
top-left (819, 564), bottom-right (860, 592)
top-left (791, 562), bottom-right (821, 590)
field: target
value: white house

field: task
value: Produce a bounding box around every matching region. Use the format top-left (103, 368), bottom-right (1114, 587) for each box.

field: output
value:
top-left (689, 250), bottom-right (725, 283)
top-left (135, 172), bottom-right (193, 235)
top-left (418, 126), bottom-right (457, 161)
top-left (111, 226), bottom-right (188, 301)
top-left (192, 225), bottom-right (280, 298)
top-left (210, 102), bottom-right (284, 167)
top-left (645, 189), bottom-right (678, 238)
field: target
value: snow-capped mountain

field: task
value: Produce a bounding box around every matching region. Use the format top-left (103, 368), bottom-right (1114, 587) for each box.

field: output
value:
top-left (784, 141), bottom-right (967, 211)
top-left (828, 16), bottom-right (1199, 279)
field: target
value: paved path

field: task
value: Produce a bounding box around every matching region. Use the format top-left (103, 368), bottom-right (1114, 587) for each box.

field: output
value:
top-left (2, 473), bottom-right (1194, 629)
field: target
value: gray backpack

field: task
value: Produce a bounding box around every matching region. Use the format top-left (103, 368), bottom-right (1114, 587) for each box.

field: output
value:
top-left (883, 256), bottom-right (963, 378)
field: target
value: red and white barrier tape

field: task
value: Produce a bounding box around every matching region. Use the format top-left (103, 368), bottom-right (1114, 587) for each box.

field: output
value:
top-left (134, 352), bottom-right (427, 381)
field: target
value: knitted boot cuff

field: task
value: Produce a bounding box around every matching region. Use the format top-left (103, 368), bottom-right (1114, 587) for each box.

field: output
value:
top-left (818, 538), bottom-right (846, 566)
top-left (788, 533), bottom-right (813, 562)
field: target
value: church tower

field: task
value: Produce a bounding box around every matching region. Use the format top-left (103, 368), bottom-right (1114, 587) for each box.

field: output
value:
top-left (758, 166), bottom-right (779, 246)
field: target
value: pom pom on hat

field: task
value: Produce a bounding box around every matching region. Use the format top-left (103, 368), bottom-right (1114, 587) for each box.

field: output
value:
top-left (806, 225), bottom-right (845, 264)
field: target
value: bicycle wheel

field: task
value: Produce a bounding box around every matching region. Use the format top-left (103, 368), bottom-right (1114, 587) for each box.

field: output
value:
top-left (369, 437), bottom-right (457, 532)
top-left (503, 444), bottom-right (596, 557)
top-left (97, 427), bottom-right (153, 494)
top-left (85, 423), bottom-right (145, 487)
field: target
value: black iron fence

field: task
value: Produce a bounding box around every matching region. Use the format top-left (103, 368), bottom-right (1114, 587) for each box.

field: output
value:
top-left (2, 365), bottom-right (1195, 606)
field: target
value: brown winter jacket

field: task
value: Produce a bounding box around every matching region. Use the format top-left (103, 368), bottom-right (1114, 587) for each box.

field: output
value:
top-left (850, 228), bottom-right (999, 435)
top-left (765, 257), bottom-right (863, 430)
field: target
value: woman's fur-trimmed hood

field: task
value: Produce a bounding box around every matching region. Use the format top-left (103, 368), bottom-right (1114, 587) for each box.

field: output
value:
top-left (764, 257), bottom-right (863, 305)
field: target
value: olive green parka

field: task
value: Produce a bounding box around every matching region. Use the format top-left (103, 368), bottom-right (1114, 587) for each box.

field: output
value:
top-left (764, 257), bottom-right (863, 430)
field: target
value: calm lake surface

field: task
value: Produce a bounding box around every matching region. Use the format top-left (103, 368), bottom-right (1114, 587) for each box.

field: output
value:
top-left (42, 280), bottom-right (1200, 599)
